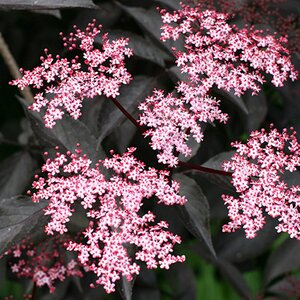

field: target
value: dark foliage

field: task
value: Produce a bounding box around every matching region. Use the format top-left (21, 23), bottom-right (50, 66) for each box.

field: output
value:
top-left (0, 0), bottom-right (299, 299)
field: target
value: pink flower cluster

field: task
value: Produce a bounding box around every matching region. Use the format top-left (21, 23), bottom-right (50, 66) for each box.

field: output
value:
top-left (30, 146), bottom-right (186, 293)
top-left (138, 3), bottom-right (298, 167)
top-left (3, 236), bottom-right (82, 293)
top-left (160, 4), bottom-right (298, 96)
top-left (10, 20), bottom-right (133, 128)
top-left (139, 88), bottom-right (227, 166)
top-left (222, 126), bottom-right (300, 239)
top-left (198, 0), bottom-right (300, 55)
top-left (6, 4), bottom-right (299, 296)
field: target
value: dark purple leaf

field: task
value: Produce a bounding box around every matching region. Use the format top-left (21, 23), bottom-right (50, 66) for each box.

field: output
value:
top-left (73, 1), bottom-right (122, 29)
top-left (215, 219), bottom-right (277, 263)
top-left (116, 3), bottom-right (184, 55)
top-left (0, 0), bottom-right (96, 10)
top-left (19, 97), bottom-right (104, 164)
top-left (167, 66), bottom-right (189, 82)
top-left (111, 118), bottom-right (137, 153)
top-left (216, 259), bottom-right (252, 299)
top-left (117, 276), bottom-right (134, 300)
top-left (152, 201), bottom-right (190, 242)
top-left (80, 97), bottom-right (104, 138)
top-left (217, 90), bottom-right (248, 114)
top-left (276, 0), bottom-right (300, 11)
top-left (167, 263), bottom-right (197, 300)
top-left (200, 151), bottom-right (235, 191)
top-left (154, 0), bottom-right (181, 10)
top-left (116, 243), bottom-right (137, 300)
top-left (97, 76), bottom-right (158, 141)
top-left (264, 238), bottom-right (300, 286)
top-left (30, 9), bottom-right (61, 18)
top-left (51, 116), bottom-right (104, 163)
top-left (0, 151), bottom-right (37, 199)
top-left (0, 195), bottom-right (47, 255)
top-left (243, 91), bottom-right (267, 132)
top-left (105, 30), bottom-right (171, 66)
top-left (174, 173), bottom-right (216, 258)
top-left (133, 266), bottom-right (159, 300)
top-left (267, 275), bottom-right (300, 299)
top-left (133, 289), bottom-right (160, 300)
top-left (178, 137), bottom-right (201, 162)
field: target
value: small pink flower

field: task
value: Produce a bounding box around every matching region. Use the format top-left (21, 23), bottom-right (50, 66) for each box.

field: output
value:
top-left (30, 146), bottom-right (186, 293)
top-left (160, 4), bottom-right (298, 96)
top-left (222, 126), bottom-right (300, 239)
top-left (139, 87), bottom-right (227, 166)
top-left (10, 20), bottom-right (133, 128)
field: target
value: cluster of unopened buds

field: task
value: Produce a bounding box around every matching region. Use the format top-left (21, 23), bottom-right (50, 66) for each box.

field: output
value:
top-left (4, 1), bottom-right (299, 296)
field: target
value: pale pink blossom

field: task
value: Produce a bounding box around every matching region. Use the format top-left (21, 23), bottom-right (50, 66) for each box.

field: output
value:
top-left (222, 126), bottom-right (300, 239)
top-left (30, 146), bottom-right (186, 293)
top-left (139, 87), bottom-right (227, 166)
top-left (198, 0), bottom-right (300, 55)
top-left (160, 4), bottom-right (298, 96)
top-left (10, 20), bottom-right (133, 128)
top-left (138, 3), bottom-right (296, 167)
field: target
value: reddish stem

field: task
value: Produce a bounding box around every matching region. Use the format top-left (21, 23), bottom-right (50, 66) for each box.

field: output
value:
top-left (110, 97), bottom-right (145, 133)
top-left (110, 97), bottom-right (232, 177)
top-left (31, 283), bottom-right (37, 300)
top-left (178, 161), bottom-right (232, 176)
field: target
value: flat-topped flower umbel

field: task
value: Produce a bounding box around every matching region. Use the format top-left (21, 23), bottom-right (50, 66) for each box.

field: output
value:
top-left (11, 20), bottom-right (132, 128)
top-left (29, 146), bottom-right (186, 293)
top-left (160, 4), bottom-right (298, 96)
top-left (223, 126), bottom-right (300, 239)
